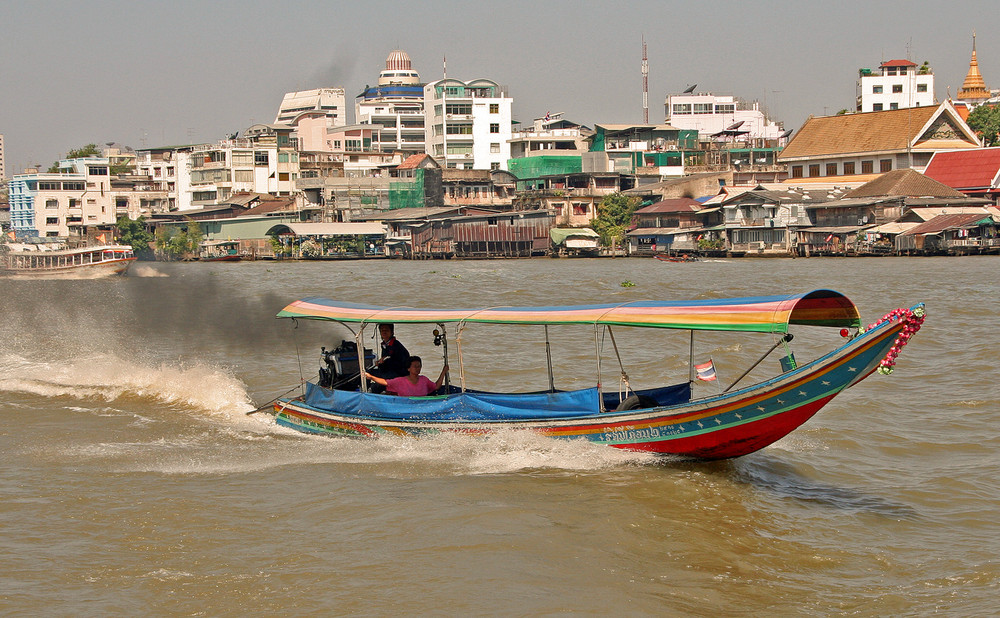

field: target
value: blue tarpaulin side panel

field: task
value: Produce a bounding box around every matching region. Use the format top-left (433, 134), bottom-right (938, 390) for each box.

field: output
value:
top-left (303, 383), bottom-right (603, 420)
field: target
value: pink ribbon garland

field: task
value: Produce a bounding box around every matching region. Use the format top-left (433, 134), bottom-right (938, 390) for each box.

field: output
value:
top-left (858, 305), bottom-right (926, 375)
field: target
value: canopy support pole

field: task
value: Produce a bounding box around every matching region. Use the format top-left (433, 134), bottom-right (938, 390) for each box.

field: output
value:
top-left (456, 323), bottom-right (467, 393)
top-left (437, 322), bottom-right (451, 390)
top-left (544, 325), bottom-right (555, 393)
top-left (607, 325), bottom-right (630, 396)
top-left (688, 331), bottom-right (696, 384)
top-left (357, 324), bottom-right (368, 391)
top-left (723, 333), bottom-right (793, 393)
top-left (595, 324), bottom-right (604, 412)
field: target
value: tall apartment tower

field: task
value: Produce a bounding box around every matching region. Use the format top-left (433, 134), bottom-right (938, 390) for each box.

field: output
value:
top-left (856, 59), bottom-right (935, 113)
top-left (356, 50), bottom-right (426, 155)
top-left (424, 78), bottom-right (513, 170)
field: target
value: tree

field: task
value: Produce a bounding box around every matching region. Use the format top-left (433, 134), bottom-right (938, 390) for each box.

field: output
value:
top-left (591, 192), bottom-right (641, 252)
top-left (116, 215), bottom-right (156, 260)
top-left (966, 104), bottom-right (1000, 147)
top-left (155, 220), bottom-right (203, 260)
top-left (47, 143), bottom-right (101, 172)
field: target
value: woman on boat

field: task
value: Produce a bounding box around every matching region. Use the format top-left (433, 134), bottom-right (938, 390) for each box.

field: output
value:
top-left (366, 356), bottom-right (448, 397)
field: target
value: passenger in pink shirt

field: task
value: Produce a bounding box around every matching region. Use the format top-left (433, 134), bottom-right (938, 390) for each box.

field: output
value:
top-left (365, 356), bottom-right (449, 396)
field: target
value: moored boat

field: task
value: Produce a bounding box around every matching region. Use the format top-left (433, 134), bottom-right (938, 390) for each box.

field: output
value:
top-left (1, 243), bottom-right (136, 279)
top-left (263, 290), bottom-right (925, 460)
top-left (199, 240), bottom-right (243, 262)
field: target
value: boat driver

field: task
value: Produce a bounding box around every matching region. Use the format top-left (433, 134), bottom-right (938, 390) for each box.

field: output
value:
top-left (369, 323), bottom-right (410, 383)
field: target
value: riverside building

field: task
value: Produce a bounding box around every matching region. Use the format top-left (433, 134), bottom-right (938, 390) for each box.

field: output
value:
top-left (424, 78), bottom-right (513, 171)
top-left (356, 50), bottom-right (426, 156)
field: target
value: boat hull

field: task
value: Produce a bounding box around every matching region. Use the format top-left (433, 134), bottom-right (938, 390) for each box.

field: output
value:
top-left (2, 257), bottom-right (135, 279)
top-left (272, 318), bottom-right (906, 460)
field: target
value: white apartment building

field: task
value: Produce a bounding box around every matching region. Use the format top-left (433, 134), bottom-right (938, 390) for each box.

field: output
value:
top-left (424, 78), bottom-right (513, 170)
top-left (134, 147), bottom-right (196, 212)
top-left (665, 92), bottom-right (784, 141)
top-left (134, 125), bottom-right (300, 212)
top-left (356, 50), bottom-right (426, 155)
top-left (857, 59), bottom-right (934, 113)
top-left (186, 125), bottom-right (300, 208)
top-left (275, 88), bottom-right (347, 127)
top-left (8, 158), bottom-right (119, 238)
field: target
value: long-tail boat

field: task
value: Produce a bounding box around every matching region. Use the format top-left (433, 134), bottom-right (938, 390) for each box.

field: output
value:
top-left (263, 290), bottom-right (924, 460)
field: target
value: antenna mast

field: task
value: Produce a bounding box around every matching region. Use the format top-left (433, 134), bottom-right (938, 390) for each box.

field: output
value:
top-left (642, 37), bottom-right (649, 123)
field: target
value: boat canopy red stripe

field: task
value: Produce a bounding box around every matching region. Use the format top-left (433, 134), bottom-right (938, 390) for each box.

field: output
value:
top-left (277, 289), bottom-right (861, 333)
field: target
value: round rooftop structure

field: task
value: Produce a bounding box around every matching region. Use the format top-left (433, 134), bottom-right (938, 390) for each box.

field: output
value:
top-left (386, 49), bottom-right (411, 71)
top-left (379, 49), bottom-right (420, 86)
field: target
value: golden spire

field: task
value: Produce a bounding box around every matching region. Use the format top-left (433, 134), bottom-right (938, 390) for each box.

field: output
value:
top-left (958, 31), bottom-right (990, 100)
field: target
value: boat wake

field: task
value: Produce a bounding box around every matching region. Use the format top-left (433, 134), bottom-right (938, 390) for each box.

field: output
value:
top-left (129, 264), bottom-right (169, 277)
top-left (0, 352), bottom-right (253, 416)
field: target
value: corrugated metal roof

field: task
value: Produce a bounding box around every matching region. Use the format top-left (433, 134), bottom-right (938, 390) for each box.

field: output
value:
top-left (284, 223), bottom-right (386, 236)
top-left (899, 213), bottom-right (994, 236)
top-left (636, 198), bottom-right (703, 214)
top-left (924, 147), bottom-right (1000, 190)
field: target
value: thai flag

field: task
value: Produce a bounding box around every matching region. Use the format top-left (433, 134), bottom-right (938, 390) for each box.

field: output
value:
top-left (695, 360), bottom-right (717, 382)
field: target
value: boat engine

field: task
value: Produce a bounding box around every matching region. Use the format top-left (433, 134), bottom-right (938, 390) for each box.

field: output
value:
top-left (318, 340), bottom-right (374, 390)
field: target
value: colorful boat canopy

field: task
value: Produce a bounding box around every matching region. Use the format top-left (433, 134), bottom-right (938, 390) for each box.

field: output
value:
top-left (277, 289), bottom-right (861, 333)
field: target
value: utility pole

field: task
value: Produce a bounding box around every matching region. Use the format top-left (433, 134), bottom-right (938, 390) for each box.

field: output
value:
top-left (642, 37), bottom-right (649, 123)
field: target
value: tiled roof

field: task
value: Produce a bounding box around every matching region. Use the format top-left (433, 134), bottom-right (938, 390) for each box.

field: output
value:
top-left (899, 213), bottom-right (994, 236)
top-left (881, 59), bottom-right (918, 67)
top-left (844, 169), bottom-right (967, 198)
top-left (923, 148), bottom-right (1000, 190)
top-left (778, 104), bottom-right (976, 160)
top-left (398, 154), bottom-right (434, 169)
top-left (636, 198), bottom-right (703, 214)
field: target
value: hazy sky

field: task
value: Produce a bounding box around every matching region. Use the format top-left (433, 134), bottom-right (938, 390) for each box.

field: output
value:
top-left (2, 0), bottom-right (997, 174)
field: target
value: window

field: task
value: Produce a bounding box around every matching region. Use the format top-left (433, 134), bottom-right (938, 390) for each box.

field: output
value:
top-left (489, 103), bottom-right (499, 113)
top-left (672, 104), bottom-right (692, 115)
top-left (890, 103), bottom-right (899, 110)
top-left (279, 172), bottom-right (290, 181)
top-left (234, 170), bottom-right (253, 182)
top-left (892, 84), bottom-right (903, 93)
top-left (693, 103), bottom-right (713, 114)
top-left (39, 181), bottom-right (60, 190)
top-left (861, 160), bottom-right (874, 174)
top-left (880, 159), bottom-right (892, 173)
top-left (87, 166), bottom-right (108, 176)
top-left (808, 164), bottom-right (820, 177)
top-left (843, 162), bottom-right (856, 175)
top-left (715, 104), bottom-right (735, 114)
top-left (490, 123), bottom-right (500, 134)
top-left (490, 143), bottom-right (500, 153)
top-left (46, 217), bottom-right (59, 225)
top-left (490, 162), bottom-right (500, 171)
top-left (254, 151), bottom-right (269, 165)
top-left (46, 199), bottom-right (59, 209)
top-left (873, 103), bottom-right (884, 111)
top-left (572, 203), bottom-right (588, 215)
top-left (826, 163), bottom-right (838, 176)
top-left (873, 85), bottom-right (883, 94)
top-left (917, 83), bottom-right (928, 92)
top-left (791, 165), bottom-right (803, 178)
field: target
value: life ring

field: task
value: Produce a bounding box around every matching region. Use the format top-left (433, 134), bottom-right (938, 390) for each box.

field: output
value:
top-left (615, 394), bottom-right (659, 411)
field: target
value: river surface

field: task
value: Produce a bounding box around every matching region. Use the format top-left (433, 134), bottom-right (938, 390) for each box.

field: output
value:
top-left (1, 256), bottom-right (997, 615)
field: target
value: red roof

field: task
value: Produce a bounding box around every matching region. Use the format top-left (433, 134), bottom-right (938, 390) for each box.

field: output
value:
top-left (398, 154), bottom-right (431, 170)
top-left (924, 148), bottom-right (1000, 190)
top-left (880, 59), bottom-right (918, 67)
top-left (636, 198), bottom-right (703, 214)
top-left (899, 213), bottom-right (993, 236)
